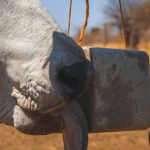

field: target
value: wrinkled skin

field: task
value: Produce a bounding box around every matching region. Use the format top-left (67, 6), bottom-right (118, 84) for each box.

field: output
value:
top-left (0, 0), bottom-right (92, 138)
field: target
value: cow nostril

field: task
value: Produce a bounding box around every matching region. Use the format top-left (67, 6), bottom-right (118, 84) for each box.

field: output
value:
top-left (58, 60), bottom-right (93, 100)
top-left (58, 67), bottom-right (83, 99)
top-left (58, 71), bottom-right (82, 90)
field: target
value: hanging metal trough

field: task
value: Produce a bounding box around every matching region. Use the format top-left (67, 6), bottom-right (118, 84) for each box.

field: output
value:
top-left (77, 47), bottom-right (150, 132)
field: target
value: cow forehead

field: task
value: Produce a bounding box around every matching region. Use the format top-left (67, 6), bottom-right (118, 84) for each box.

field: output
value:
top-left (0, 0), bottom-right (62, 41)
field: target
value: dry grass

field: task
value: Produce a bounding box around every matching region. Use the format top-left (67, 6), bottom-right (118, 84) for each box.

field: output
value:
top-left (0, 125), bottom-right (149, 150)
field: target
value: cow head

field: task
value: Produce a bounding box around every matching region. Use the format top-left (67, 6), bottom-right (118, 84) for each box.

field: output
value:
top-left (0, 0), bottom-right (92, 135)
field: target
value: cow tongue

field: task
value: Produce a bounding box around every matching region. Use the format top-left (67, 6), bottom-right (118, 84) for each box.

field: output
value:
top-left (59, 102), bottom-right (88, 150)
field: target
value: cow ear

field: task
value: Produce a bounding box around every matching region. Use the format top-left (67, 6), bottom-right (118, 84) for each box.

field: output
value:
top-left (60, 102), bottom-right (88, 150)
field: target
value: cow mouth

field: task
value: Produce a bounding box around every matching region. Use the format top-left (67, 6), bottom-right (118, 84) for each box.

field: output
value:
top-left (11, 86), bottom-right (68, 113)
top-left (11, 87), bottom-right (38, 112)
top-left (11, 60), bottom-right (93, 114)
top-left (12, 60), bottom-right (93, 135)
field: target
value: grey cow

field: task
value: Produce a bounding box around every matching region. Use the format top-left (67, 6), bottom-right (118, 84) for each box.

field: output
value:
top-left (0, 0), bottom-right (92, 149)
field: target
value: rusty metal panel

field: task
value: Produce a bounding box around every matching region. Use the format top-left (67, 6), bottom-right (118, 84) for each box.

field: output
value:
top-left (79, 47), bottom-right (150, 132)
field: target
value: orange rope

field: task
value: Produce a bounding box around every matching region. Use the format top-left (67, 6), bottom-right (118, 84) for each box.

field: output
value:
top-left (68, 0), bottom-right (73, 35)
top-left (68, 0), bottom-right (126, 48)
top-left (68, 0), bottom-right (89, 45)
top-left (78, 0), bottom-right (89, 45)
top-left (119, 0), bottom-right (127, 49)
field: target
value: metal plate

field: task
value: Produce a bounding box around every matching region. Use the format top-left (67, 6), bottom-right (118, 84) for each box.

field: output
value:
top-left (78, 47), bottom-right (150, 132)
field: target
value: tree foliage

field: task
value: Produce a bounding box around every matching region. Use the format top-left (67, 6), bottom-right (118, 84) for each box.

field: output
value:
top-left (106, 0), bottom-right (150, 48)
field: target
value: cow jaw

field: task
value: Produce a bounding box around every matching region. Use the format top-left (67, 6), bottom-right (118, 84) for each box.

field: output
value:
top-left (12, 105), bottom-right (63, 135)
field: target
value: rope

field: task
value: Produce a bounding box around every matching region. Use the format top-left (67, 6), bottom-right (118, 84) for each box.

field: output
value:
top-left (118, 0), bottom-right (127, 49)
top-left (68, 0), bottom-right (125, 48)
top-left (68, 0), bottom-right (89, 45)
top-left (68, 0), bottom-right (73, 35)
top-left (78, 0), bottom-right (89, 45)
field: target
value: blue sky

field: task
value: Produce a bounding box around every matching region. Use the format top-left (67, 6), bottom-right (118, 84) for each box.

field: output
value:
top-left (42, 0), bottom-right (109, 35)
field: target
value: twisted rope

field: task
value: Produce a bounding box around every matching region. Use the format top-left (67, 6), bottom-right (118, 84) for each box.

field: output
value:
top-left (68, 0), bottom-right (125, 48)
top-left (78, 0), bottom-right (89, 45)
top-left (68, 0), bottom-right (89, 45)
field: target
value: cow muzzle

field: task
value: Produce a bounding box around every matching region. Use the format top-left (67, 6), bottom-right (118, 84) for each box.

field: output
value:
top-left (42, 60), bottom-right (93, 113)
top-left (11, 60), bottom-right (93, 113)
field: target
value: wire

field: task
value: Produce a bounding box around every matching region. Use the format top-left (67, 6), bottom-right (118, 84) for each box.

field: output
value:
top-left (68, 0), bottom-right (126, 47)
top-left (68, 0), bottom-right (73, 35)
top-left (119, 0), bottom-right (127, 49)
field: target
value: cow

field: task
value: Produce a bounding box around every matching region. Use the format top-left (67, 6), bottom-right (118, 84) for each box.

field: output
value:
top-left (0, 0), bottom-right (92, 149)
